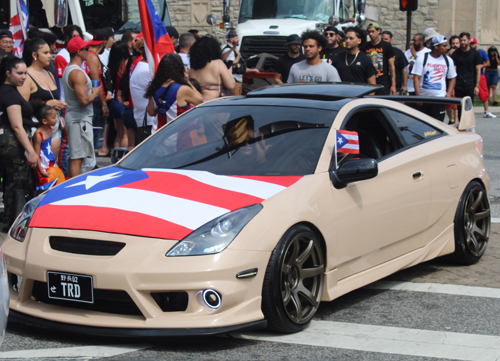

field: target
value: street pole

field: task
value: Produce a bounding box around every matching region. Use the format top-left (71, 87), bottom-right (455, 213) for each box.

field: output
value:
top-left (406, 10), bottom-right (412, 50)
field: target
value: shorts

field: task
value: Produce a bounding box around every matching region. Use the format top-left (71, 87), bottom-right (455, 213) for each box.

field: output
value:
top-left (66, 121), bottom-right (94, 160)
top-left (110, 98), bottom-right (125, 119)
top-left (478, 74), bottom-right (489, 102)
top-left (485, 69), bottom-right (499, 87)
top-left (51, 111), bottom-right (62, 139)
top-left (421, 103), bottom-right (446, 122)
top-left (122, 107), bottom-right (137, 130)
top-left (445, 89), bottom-right (457, 110)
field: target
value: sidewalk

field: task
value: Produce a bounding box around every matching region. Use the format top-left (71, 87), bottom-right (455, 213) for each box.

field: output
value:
top-left (474, 106), bottom-right (500, 114)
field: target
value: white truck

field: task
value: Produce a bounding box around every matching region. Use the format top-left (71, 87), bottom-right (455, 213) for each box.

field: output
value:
top-left (1, 0), bottom-right (172, 38)
top-left (212, 0), bottom-right (367, 70)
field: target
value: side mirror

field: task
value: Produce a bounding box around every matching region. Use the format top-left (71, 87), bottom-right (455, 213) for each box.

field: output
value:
top-left (55, 0), bottom-right (68, 28)
top-left (206, 14), bottom-right (217, 25)
top-left (111, 147), bottom-right (129, 164)
top-left (331, 158), bottom-right (378, 189)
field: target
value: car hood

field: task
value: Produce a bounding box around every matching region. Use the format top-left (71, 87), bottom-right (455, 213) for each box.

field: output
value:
top-left (29, 167), bottom-right (302, 240)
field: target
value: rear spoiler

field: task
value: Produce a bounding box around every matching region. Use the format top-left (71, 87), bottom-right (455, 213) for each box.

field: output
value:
top-left (366, 95), bottom-right (475, 131)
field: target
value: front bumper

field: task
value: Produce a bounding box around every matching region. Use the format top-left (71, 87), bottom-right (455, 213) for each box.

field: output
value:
top-left (3, 228), bottom-right (270, 332)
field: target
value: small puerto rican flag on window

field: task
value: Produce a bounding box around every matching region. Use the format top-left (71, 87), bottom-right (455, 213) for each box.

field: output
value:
top-left (336, 130), bottom-right (360, 154)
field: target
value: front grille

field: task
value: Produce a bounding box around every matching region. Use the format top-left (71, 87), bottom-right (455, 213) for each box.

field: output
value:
top-left (240, 36), bottom-right (288, 59)
top-left (32, 281), bottom-right (143, 316)
top-left (49, 237), bottom-right (125, 256)
top-left (151, 292), bottom-right (189, 312)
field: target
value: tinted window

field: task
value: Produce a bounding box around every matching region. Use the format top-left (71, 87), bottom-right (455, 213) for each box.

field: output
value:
top-left (386, 109), bottom-right (443, 146)
top-left (120, 105), bottom-right (335, 176)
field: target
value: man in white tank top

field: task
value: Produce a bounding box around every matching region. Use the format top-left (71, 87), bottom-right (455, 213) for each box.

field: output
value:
top-left (62, 37), bottom-right (102, 178)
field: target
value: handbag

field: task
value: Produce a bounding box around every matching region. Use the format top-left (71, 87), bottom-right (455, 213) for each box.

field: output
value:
top-left (136, 111), bottom-right (152, 144)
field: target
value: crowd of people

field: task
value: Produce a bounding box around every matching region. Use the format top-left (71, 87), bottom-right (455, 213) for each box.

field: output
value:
top-left (0, 22), bottom-right (499, 232)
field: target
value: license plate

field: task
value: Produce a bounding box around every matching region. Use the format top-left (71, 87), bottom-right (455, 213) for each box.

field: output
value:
top-left (47, 271), bottom-right (94, 304)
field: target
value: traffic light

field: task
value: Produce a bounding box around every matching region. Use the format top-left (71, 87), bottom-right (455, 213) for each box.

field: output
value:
top-left (400, 0), bottom-right (418, 11)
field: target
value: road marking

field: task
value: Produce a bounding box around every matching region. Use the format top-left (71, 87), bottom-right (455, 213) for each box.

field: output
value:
top-left (236, 321), bottom-right (500, 361)
top-left (0, 345), bottom-right (147, 359)
top-left (365, 281), bottom-right (500, 299)
top-left (491, 217), bottom-right (500, 224)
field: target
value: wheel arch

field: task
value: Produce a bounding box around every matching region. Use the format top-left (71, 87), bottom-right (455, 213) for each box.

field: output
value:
top-left (295, 221), bottom-right (327, 265)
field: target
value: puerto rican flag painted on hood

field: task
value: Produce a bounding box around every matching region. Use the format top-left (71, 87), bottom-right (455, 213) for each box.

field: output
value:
top-left (30, 167), bottom-right (301, 240)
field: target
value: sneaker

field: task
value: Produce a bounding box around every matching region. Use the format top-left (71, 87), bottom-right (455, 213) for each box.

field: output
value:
top-left (484, 111), bottom-right (497, 118)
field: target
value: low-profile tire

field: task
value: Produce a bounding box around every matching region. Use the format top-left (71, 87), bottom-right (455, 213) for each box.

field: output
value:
top-left (450, 180), bottom-right (490, 265)
top-left (262, 224), bottom-right (325, 333)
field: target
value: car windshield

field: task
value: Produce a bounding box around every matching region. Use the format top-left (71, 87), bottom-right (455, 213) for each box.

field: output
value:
top-left (119, 105), bottom-right (335, 176)
top-left (239, 0), bottom-right (335, 24)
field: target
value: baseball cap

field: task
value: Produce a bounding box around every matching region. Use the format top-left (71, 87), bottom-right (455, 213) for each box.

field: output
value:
top-left (226, 30), bottom-right (238, 40)
top-left (0, 29), bottom-right (13, 39)
top-left (424, 27), bottom-right (438, 42)
top-left (284, 34), bottom-right (301, 46)
top-left (135, 32), bottom-right (143, 41)
top-left (104, 27), bottom-right (115, 38)
top-left (324, 26), bottom-right (339, 34)
top-left (366, 22), bottom-right (380, 30)
top-left (430, 34), bottom-right (447, 48)
top-left (470, 37), bottom-right (478, 44)
top-left (67, 36), bottom-right (90, 53)
top-left (88, 29), bottom-right (108, 45)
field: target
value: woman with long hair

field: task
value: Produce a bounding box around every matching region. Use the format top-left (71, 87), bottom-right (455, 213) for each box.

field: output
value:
top-left (108, 41), bottom-right (131, 149)
top-left (145, 53), bottom-right (203, 132)
top-left (189, 35), bottom-right (235, 101)
top-left (18, 37), bottom-right (67, 160)
top-left (0, 56), bottom-right (38, 231)
top-left (486, 46), bottom-right (499, 106)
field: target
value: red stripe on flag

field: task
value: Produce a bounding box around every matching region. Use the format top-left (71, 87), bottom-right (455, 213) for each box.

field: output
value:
top-left (228, 175), bottom-right (302, 187)
top-left (30, 204), bottom-right (192, 240)
top-left (119, 171), bottom-right (264, 210)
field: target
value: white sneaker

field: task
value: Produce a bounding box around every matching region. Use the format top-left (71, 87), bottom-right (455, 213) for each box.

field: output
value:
top-left (484, 111), bottom-right (497, 118)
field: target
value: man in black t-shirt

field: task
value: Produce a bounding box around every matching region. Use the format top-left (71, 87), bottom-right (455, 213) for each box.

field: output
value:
top-left (360, 22), bottom-right (396, 95)
top-left (320, 26), bottom-right (344, 63)
top-left (274, 34), bottom-right (306, 84)
top-left (381, 31), bottom-right (408, 94)
top-left (333, 27), bottom-right (376, 84)
top-left (451, 32), bottom-right (483, 117)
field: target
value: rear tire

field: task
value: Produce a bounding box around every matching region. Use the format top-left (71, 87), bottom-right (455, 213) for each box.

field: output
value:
top-left (262, 225), bottom-right (324, 333)
top-left (450, 180), bottom-right (490, 265)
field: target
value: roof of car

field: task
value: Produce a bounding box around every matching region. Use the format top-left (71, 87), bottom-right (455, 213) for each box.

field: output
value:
top-left (200, 83), bottom-right (383, 111)
top-left (247, 83), bottom-right (383, 99)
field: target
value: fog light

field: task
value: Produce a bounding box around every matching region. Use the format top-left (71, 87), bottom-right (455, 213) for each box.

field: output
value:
top-left (202, 289), bottom-right (221, 309)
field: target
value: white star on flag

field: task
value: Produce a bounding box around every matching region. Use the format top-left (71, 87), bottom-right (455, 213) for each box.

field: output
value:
top-left (67, 171), bottom-right (123, 190)
top-left (46, 142), bottom-right (53, 155)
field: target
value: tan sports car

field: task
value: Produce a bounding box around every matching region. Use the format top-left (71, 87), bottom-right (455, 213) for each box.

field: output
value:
top-left (2, 84), bottom-right (490, 336)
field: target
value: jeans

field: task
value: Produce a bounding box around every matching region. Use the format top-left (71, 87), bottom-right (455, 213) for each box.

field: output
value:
top-left (92, 102), bottom-right (105, 149)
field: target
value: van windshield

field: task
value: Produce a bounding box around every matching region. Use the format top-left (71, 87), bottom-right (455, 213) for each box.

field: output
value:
top-left (239, 0), bottom-right (334, 24)
top-left (80, 0), bottom-right (171, 33)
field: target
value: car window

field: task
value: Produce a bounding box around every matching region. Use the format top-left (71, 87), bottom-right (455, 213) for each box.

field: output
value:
top-left (120, 105), bottom-right (336, 176)
top-left (386, 109), bottom-right (444, 146)
top-left (339, 109), bottom-right (400, 162)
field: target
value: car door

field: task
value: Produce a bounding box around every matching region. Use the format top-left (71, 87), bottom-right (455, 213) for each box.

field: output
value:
top-left (332, 106), bottom-right (436, 280)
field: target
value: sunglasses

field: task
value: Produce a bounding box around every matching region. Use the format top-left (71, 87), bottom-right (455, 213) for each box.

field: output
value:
top-left (325, 32), bottom-right (336, 37)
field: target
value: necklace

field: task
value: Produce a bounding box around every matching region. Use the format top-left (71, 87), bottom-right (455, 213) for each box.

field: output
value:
top-left (345, 51), bottom-right (359, 67)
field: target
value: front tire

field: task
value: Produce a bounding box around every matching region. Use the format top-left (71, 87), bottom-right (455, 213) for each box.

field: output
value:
top-left (262, 225), bottom-right (324, 333)
top-left (450, 180), bottom-right (490, 265)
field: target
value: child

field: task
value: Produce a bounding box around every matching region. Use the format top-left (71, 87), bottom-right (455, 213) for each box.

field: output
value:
top-left (31, 99), bottom-right (65, 190)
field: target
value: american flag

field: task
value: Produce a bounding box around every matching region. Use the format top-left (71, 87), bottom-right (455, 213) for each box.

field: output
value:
top-left (29, 167), bottom-right (301, 240)
top-left (9, 0), bottom-right (29, 58)
top-left (137, 0), bottom-right (175, 75)
top-left (336, 130), bottom-right (360, 154)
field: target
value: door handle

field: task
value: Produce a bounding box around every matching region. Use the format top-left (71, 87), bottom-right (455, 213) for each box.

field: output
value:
top-left (413, 171), bottom-right (422, 179)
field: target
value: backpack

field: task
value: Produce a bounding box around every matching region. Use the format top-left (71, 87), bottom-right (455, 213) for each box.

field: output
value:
top-left (100, 59), bottom-right (113, 93)
top-left (222, 45), bottom-right (247, 75)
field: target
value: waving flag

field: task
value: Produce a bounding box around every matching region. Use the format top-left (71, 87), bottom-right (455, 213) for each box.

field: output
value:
top-left (30, 167), bottom-right (301, 240)
top-left (9, 0), bottom-right (29, 57)
top-left (336, 130), bottom-right (360, 154)
top-left (137, 0), bottom-right (175, 75)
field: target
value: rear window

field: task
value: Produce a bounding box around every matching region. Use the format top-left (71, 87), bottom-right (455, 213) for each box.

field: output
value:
top-left (119, 105), bottom-right (336, 176)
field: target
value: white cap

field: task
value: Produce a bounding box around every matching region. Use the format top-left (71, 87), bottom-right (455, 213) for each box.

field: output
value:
top-left (424, 27), bottom-right (438, 42)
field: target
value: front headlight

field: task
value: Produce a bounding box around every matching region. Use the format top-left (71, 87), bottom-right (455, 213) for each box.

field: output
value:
top-left (166, 204), bottom-right (263, 257)
top-left (9, 195), bottom-right (44, 242)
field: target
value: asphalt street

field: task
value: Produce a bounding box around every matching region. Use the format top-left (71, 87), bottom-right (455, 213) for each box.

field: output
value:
top-left (0, 107), bottom-right (499, 360)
